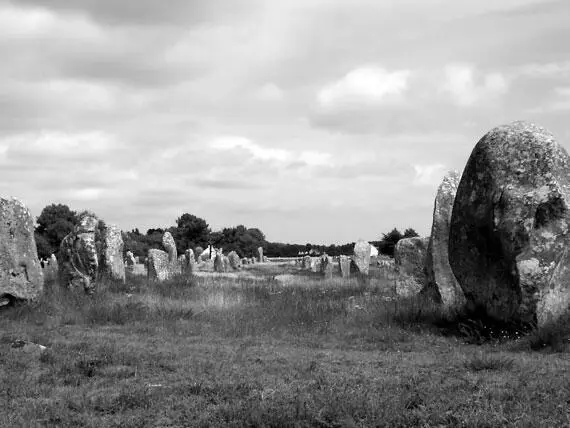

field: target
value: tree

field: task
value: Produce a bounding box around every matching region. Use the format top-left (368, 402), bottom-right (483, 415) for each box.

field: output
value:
top-left (171, 213), bottom-right (211, 254)
top-left (403, 228), bottom-right (419, 238)
top-left (35, 203), bottom-right (78, 259)
top-left (378, 228), bottom-right (403, 257)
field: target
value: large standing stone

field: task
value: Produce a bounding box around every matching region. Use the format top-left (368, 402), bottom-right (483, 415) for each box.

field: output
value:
top-left (320, 254), bottom-right (333, 279)
top-left (394, 237), bottom-right (429, 286)
top-left (228, 251), bottom-right (241, 270)
top-left (339, 255), bottom-right (351, 278)
top-left (352, 240), bottom-right (371, 275)
top-left (257, 247), bottom-right (264, 263)
top-left (449, 121), bottom-right (570, 327)
top-left (59, 214), bottom-right (99, 294)
top-left (102, 225), bottom-right (125, 283)
top-left (424, 171), bottom-right (465, 307)
top-left (0, 197), bottom-right (44, 302)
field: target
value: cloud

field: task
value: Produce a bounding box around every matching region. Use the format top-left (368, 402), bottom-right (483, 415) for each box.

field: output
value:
top-left (256, 83), bottom-right (284, 101)
top-left (413, 163), bottom-right (446, 186)
top-left (209, 136), bottom-right (334, 167)
top-left (441, 64), bottom-right (508, 106)
top-left (210, 136), bottom-right (292, 162)
top-left (317, 66), bottom-right (411, 109)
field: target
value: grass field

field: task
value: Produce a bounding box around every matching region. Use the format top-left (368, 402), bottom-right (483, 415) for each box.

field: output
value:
top-left (1, 264), bottom-right (569, 427)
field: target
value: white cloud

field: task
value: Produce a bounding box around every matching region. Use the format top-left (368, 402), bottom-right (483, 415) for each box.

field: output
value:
top-left (299, 151), bottom-right (333, 166)
top-left (442, 64), bottom-right (508, 106)
top-left (4, 131), bottom-right (117, 160)
top-left (413, 163), bottom-right (445, 186)
top-left (210, 136), bottom-right (292, 162)
top-left (256, 82), bottom-right (284, 101)
top-left (317, 66), bottom-right (411, 109)
top-left (0, 3), bottom-right (103, 41)
top-left (515, 61), bottom-right (570, 78)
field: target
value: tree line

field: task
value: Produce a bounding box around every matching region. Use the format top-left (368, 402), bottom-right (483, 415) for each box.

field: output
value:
top-left (33, 203), bottom-right (418, 260)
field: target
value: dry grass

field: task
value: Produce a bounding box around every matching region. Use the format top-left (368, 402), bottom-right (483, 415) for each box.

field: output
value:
top-left (1, 263), bottom-right (569, 427)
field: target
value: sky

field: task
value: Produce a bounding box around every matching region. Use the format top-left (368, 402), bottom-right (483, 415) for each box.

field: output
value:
top-left (1, 0), bottom-right (570, 244)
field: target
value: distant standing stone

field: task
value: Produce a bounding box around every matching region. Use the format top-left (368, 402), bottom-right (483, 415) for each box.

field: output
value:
top-left (320, 254), bottom-right (333, 279)
top-left (102, 225), bottom-right (125, 283)
top-left (394, 237), bottom-right (429, 286)
top-left (352, 240), bottom-right (371, 275)
top-left (339, 255), bottom-right (351, 279)
top-left (0, 197), bottom-right (44, 302)
top-left (148, 249), bottom-right (170, 281)
top-left (59, 213), bottom-right (99, 294)
top-left (228, 251), bottom-right (241, 270)
top-left (257, 247), bottom-right (264, 263)
top-left (214, 252), bottom-right (225, 272)
top-left (425, 171), bottom-right (465, 307)
top-left (162, 232), bottom-right (177, 262)
top-left (125, 251), bottom-right (136, 266)
top-left (302, 255), bottom-right (312, 270)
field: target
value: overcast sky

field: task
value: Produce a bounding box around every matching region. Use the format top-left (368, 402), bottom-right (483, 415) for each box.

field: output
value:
top-left (1, 0), bottom-right (570, 244)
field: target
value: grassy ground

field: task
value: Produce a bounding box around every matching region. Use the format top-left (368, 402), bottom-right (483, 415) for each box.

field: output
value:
top-left (1, 264), bottom-right (569, 427)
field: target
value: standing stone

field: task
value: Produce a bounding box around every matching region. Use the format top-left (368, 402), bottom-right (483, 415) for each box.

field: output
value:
top-left (319, 254), bottom-right (333, 279)
top-left (352, 240), bottom-right (371, 275)
top-left (59, 213), bottom-right (99, 294)
top-left (339, 255), bottom-right (351, 279)
top-left (194, 247), bottom-right (204, 262)
top-left (394, 237), bottom-right (429, 286)
top-left (214, 252), bottom-right (225, 273)
top-left (147, 249), bottom-right (170, 281)
top-left (241, 257), bottom-right (250, 265)
top-left (302, 255), bottom-right (312, 270)
top-left (257, 247), bottom-right (264, 263)
top-left (162, 232), bottom-right (177, 262)
top-left (450, 121), bottom-right (570, 327)
top-left (222, 255), bottom-right (230, 271)
top-left (0, 197), bottom-right (44, 302)
top-left (183, 249), bottom-right (196, 274)
top-left (228, 251), bottom-right (241, 270)
top-left (125, 251), bottom-right (136, 267)
top-left (425, 171), bottom-right (465, 307)
top-left (102, 225), bottom-right (125, 283)
top-left (147, 232), bottom-right (181, 281)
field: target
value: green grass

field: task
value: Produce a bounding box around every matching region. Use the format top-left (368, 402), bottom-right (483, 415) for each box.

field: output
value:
top-left (1, 264), bottom-right (569, 427)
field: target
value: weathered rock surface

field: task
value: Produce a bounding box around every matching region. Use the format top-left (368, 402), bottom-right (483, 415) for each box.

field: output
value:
top-left (449, 121), bottom-right (570, 327)
top-left (59, 213), bottom-right (99, 294)
top-left (102, 225), bottom-right (125, 283)
top-left (162, 232), bottom-right (177, 262)
top-left (320, 254), bottom-right (333, 279)
top-left (352, 240), bottom-right (371, 275)
top-left (228, 251), bottom-right (241, 270)
top-left (394, 237), bottom-right (429, 286)
top-left (424, 171), bottom-right (465, 306)
top-left (147, 249), bottom-right (170, 281)
top-left (147, 232), bottom-right (181, 281)
top-left (339, 255), bottom-right (351, 278)
top-left (0, 197), bottom-right (44, 301)
top-left (257, 247), bottom-right (264, 263)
